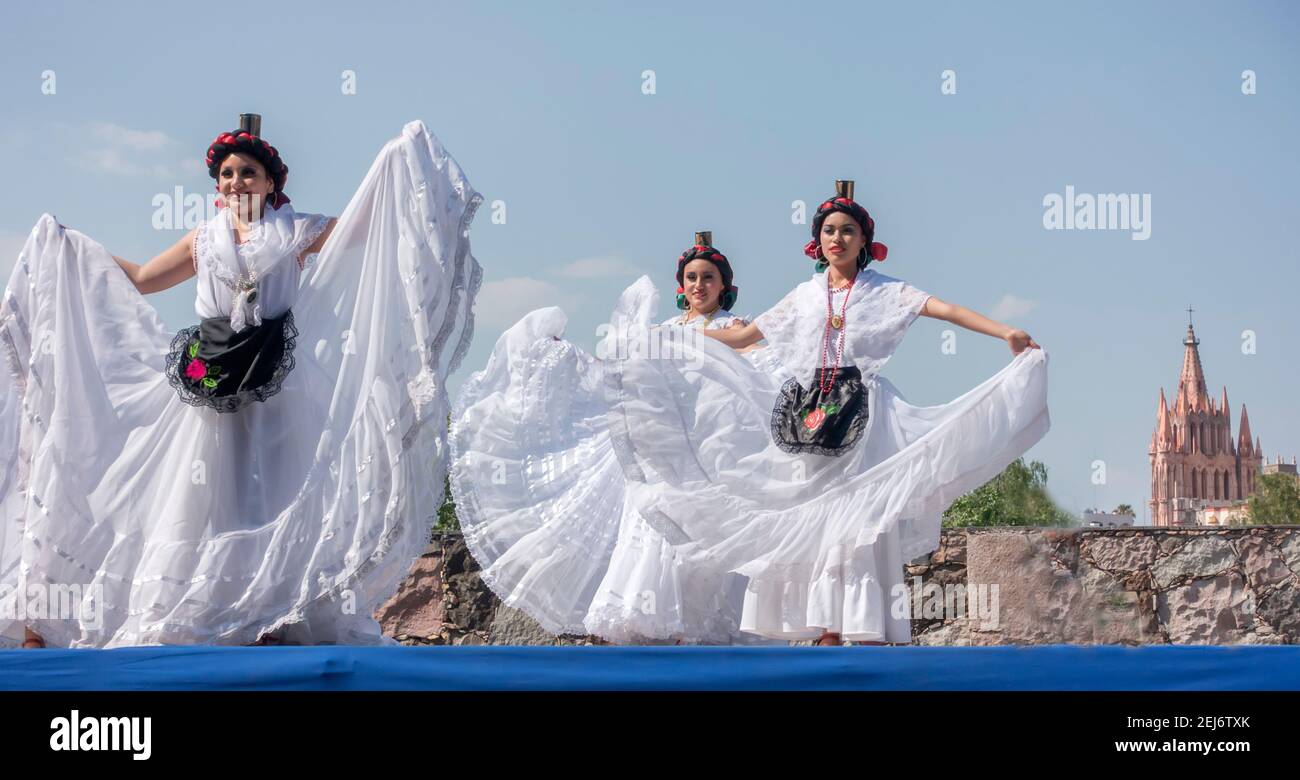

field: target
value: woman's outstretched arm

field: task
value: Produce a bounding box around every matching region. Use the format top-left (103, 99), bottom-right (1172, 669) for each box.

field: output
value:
top-left (113, 227), bottom-right (198, 294)
top-left (700, 320), bottom-right (764, 350)
top-left (920, 295), bottom-right (1041, 354)
top-left (301, 218), bottom-right (338, 258)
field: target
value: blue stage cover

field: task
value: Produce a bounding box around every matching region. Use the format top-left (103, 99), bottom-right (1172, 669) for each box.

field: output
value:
top-left (2, 644), bottom-right (1297, 691)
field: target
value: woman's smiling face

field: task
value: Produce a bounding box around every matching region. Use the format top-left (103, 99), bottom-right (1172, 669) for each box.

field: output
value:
top-left (218, 152), bottom-right (275, 221)
top-left (682, 258), bottom-right (724, 314)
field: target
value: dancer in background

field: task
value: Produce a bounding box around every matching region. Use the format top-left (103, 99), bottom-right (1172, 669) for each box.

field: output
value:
top-left (1, 115), bottom-right (481, 647)
top-left (452, 233), bottom-right (760, 644)
top-left (587, 233), bottom-right (755, 643)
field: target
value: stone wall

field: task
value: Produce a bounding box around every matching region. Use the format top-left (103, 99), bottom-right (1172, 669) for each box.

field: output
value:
top-left (374, 527), bottom-right (1300, 645)
top-left (374, 534), bottom-right (602, 646)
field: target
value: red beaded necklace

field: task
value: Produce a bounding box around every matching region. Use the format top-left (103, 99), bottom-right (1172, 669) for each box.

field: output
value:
top-left (801, 273), bottom-right (856, 432)
top-left (818, 273), bottom-right (856, 393)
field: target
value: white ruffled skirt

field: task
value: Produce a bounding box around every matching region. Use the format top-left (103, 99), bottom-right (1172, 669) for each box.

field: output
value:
top-left (449, 299), bottom-right (749, 644)
top-left (453, 276), bottom-right (1050, 642)
top-left (0, 121), bottom-right (481, 648)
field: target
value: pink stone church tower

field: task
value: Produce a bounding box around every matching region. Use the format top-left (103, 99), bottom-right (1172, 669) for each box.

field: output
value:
top-left (1148, 315), bottom-right (1263, 526)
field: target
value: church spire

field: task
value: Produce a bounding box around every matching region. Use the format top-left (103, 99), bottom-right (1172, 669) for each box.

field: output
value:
top-left (1239, 405), bottom-right (1254, 454)
top-left (1151, 388), bottom-right (1172, 451)
top-left (1176, 310), bottom-right (1209, 413)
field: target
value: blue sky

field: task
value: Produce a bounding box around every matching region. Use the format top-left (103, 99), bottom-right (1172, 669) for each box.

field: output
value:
top-left (1, 1), bottom-right (1297, 521)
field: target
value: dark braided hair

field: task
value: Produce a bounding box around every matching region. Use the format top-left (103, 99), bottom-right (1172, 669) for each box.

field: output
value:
top-left (676, 243), bottom-right (738, 312)
top-left (804, 196), bottom-right (888, 272)
top-left (205, 130), bottom-right (290, 208)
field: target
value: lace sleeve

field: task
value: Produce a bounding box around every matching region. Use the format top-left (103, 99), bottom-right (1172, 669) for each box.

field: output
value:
top-left (293, 214), bottom-right (332, 269)
top-left (897, 280), bottom-right (931, 328)
top-left (191, 221), bottom-right (208, 272)
top-left (752, 286), bottom-right (799, 347)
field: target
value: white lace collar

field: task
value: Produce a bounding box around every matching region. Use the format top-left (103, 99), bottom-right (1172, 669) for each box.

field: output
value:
top-left (814, 268), bottom-right (875, 292)
top-left (210, 203), bottom-right (298, 269)
top-left (674, 308), bottom-right (734, 327)
top-left (204, 203), bottom-right (301, 331)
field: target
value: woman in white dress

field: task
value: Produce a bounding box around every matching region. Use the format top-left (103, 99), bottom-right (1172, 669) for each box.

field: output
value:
top-left (452, 233), bottom-right (760, 643)
top-left (1, 115), bottom-right (481, 648)
top-left (454, 180), bottom-right (1049, 647)
top-left (656, 181), bottom-right (1047, 645)
top-left (585, 233), bottom-right (754, 643)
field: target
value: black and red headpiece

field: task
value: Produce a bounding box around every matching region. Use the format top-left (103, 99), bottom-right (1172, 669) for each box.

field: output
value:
top-left (205, 113), bottom-right (291, 209)
top-left (675, 230), bottom-right (738, 311)
top-left (803, 180), bottom-right (887, 272)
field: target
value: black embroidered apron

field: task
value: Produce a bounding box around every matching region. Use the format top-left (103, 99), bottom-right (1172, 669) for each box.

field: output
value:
top-left (166, 310), bottom-right (298, 413)
top-left (770, 366), bottom-right (868, 456)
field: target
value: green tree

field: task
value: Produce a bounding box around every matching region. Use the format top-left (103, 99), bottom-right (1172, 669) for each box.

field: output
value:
top-left (433, 473), bottom-right (460, 535)
top-left (1242, 473), bottom-right (1300, 526)
top-left (942, 458), bottom-right (1076, 528)
top-left (1114, 503), bottom-right (1134, 516)
top-left (433, 412), bottom-right (461, 536)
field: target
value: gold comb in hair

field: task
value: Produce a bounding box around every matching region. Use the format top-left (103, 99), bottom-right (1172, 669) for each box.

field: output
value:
top-left (835, 180), bottom-right (854, 200)
top-left (695, 230), bottom-right (712, 247)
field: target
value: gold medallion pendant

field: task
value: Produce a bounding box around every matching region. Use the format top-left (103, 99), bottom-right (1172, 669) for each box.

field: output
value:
top-left (830, 314), bottom-right (844, 330)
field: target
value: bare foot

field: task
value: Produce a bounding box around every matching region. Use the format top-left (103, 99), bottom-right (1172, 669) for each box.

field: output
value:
top-left (813, 632), bottom-right (842, 646)
top-left (22, 628), bottom-right (45, 649)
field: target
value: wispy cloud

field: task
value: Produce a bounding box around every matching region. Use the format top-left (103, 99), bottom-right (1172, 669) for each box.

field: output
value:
top-left (555, 255), bottom-right (640, 279)
top-left (88, 122), bottom-right (174, 152)
top-left (989, 293), bottom-right (1037, 321)
top-left (478, 276), bottom-right (579, 330)
top-left (68, 122), bottom-right (189, 179)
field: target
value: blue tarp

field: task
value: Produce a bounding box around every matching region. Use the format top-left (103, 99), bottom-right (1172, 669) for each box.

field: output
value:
top-left (1, 644), bottom-right (1296, 691)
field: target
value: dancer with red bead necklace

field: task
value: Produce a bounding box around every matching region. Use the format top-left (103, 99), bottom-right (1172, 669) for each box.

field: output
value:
top-left (694, 180), bottom-right (1046, 644)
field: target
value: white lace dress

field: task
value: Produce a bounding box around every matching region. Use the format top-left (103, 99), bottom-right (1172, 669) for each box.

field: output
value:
top-left (451, 283), bottom-right (757, 643)
top-left (585, 306), bottom-right (756, 644)
top-left (455, 268), bottom-right (1049, 642)
top-left (0, 121), bottom-right (481, 647)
